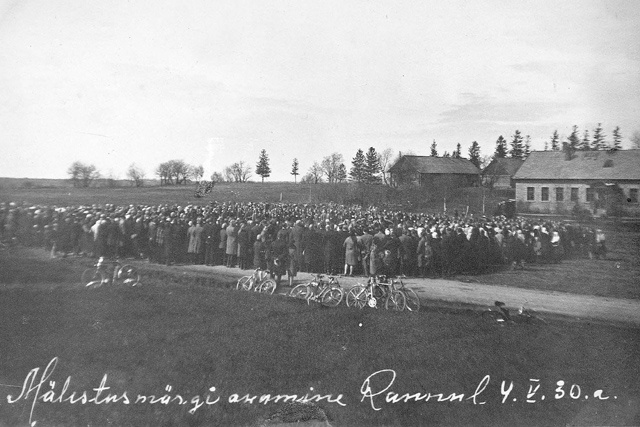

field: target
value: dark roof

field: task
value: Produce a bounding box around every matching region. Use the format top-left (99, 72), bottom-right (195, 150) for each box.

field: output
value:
top-left (514, 150), bottom-right (640, 181)
top-left (482, 157), bottom-right (524, 176)
top-left (388, 155), bottom-right (480, 175)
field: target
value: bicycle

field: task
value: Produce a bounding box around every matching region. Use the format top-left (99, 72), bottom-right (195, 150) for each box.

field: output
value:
top-left (289, 274), bottom-right (343, 307)
top-left (236, 268), bottom-right (277, 295)
top-left (82, 257), bottom-right (141, 288)
top-left (482, 301), bottom-right (547, 325)
top-left (345, 275), bottom-right (405, 311)
top-left (392, 275), bottom-right (421, 313)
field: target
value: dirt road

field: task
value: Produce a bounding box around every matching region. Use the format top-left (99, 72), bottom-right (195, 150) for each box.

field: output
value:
top-left (145, 262), bottom-right (640, 328)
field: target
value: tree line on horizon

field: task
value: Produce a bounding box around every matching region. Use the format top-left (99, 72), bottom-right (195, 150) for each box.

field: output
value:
top-left (65, 124), bottom-right (640, 188)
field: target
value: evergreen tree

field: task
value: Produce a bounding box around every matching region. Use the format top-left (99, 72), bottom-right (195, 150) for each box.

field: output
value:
top-left (543, 140), bottom-right (549, 151)
top-left (453, 143), bottom-right (462, 158)
top-left (524, 135), bottom-right (532, 158)
top-left (509, 130), bottom-right (524, 159)
top-left (563, 125), bottom-right (579, 160)
top-left (442, 151), bottom-right (451, 158)
top-left (494, 135), bottom-right (508, 158)
top-left (468, 141), bottom-right (481, 168)
top-left (291, 158), bottom-right (299, 183)
top-left (550, 130), bottom-right (560, 151)
top-left (611, 126), bottom-right (622, 150)
top-left (581, 129), bottom-right (591, 151)
top-left (337, 163), bottom-right (347, 182)
top-left (255, 149), bottom-right (271, 183)
top-left (430, 140), bottom-right (438, 157)
top-left (364, 147), bottom-right (382, 184)
top-left (349, 149), bottom-right (366, 183)
top-left (592, 123), bottom-right (606, 150)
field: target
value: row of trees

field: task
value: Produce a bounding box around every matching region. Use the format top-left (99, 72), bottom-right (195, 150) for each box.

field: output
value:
top-left (428, 140), bottom-right (482, 168)
top-left (489, 124), bottom-right (630, 162)
top-left (68, 126), bottom-right (640, 187)
top-left (67, 161), bottom-right (148, 188)
top-left (155, 160), bottom-right (204, 185)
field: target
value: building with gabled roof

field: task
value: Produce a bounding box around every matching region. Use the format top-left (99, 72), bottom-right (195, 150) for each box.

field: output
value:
top-left (513, 150), bottom-right (640, 215)
top-left (388, 155), bottom-right (480, 187)
top-left (481, 157), bottom-right (524, 188)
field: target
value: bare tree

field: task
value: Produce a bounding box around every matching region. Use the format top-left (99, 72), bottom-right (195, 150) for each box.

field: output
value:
top-left (169, 160), bottom-right (192, 184)
top-left (378, 147), bottom-right (394, 185)
top-left (67, 161), bottom-right (100, 188)
top-left (156, 162), bottom-right (172, 185)
top-left (192, 165), bottom-right (204, 182)
top-left (321, 152), bottom-right (345, 183)
top-left (210, 171), bottom-right (225, 183)
top-left (305, 162), bottom-right (324, 184)
top-left (126, 163), bottom-right (146, 187)
top-left (224, 161), bottom-right (252, 182)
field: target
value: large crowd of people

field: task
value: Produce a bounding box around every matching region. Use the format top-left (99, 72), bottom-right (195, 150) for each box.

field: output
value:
top-left (1, 200), bottom-right (608, 284)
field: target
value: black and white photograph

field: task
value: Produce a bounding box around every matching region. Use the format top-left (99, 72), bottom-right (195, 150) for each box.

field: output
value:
top-left (1, 1), bottom-right (639, 425)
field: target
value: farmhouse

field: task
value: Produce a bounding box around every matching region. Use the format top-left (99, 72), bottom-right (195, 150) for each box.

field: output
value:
top-left (481, 157), bottom-right (524, 189)
top-left (513, 150), bottom-right (640, 215)
top-left (388, 155), bottom-right (480, 187)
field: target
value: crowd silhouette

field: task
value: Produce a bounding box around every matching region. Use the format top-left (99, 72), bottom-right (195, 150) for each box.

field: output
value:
top-left (1, 201), bottom-right (608, 282)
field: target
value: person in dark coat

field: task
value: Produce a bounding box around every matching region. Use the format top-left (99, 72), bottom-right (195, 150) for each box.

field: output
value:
top-left (202, 218), bottom-right (215, 266)
top-left (357, 228), bottom-right (373, 277)
top-left (236, 222), bottom-right (250, 270)
top-left (304, 224), bottom-right (323, 274)
top-left (270, 232), bottom-right (288, 286)
top-left (253, 234), bottom-right (267, 270)
top-left (289, 220), bottom-right (305, 272)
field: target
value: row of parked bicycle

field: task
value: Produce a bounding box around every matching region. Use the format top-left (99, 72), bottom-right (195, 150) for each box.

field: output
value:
top-left (79, 259), bottom-right (547, 324)
top-left (235, 269), bottom-right (421, 313)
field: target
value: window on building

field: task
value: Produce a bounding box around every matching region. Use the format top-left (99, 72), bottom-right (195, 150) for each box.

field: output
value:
top-left (541, 187), bottom-right (549, 201)
top-left (527, 187), bottom-right (535, 201)
top-left (586, 188), bottom-right (595, 202)
top-left (556, 187), bottom-right (564, 202)
top-left (630, 188), bottom-right (639, 204)
top-left (571, 187), bottom-right (579, 201)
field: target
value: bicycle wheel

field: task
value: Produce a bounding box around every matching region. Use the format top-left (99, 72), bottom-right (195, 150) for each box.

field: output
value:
top-left (258, 279), bottom-right (277, 295)
top-left (321, 287), bottom-right (344, 307)
top-left (385, 290), bottom-right (406, 311)
top-left (236, 276), bottom-right (252, 291)
top-left (289, 284), bottom-right (311, 300)
top-left (402, 288), bottom-right (420, 313)
top-left (346, 285), bottom-right (367, 309)
top-left (118, 265), bottom-right (140, 286)
top-left (82, 269), bottom-right (106, 288)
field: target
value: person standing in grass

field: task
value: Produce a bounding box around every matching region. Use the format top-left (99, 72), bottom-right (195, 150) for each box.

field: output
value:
top-left (343, 229), bottom-right (358, 276)
top-left (236, 221), bottom-right (250, 270)
top-left (225, 220), bottom-right (238, 267)
top-left (187, 218), bottom-right (204, 264)
top-left (218, 222), bottom-right (227, 266)
top-left (270, 231), bottom-right (288, 286)
top-left (202, 218), bottom-right (215, 266)
top-left (358, 227), bottom-right (373, 277)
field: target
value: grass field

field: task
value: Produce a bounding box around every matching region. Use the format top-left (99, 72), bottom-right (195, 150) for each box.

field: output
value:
top-left (452, 226), bottom-right (640, 300)
top-left (1, 248), bottom-right (639, 426)
top-left (0, 179), bottom-right (512, 214)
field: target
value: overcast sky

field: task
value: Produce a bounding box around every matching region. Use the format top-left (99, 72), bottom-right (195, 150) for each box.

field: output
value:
top-left (1, 0), bottom-right (639, 181)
